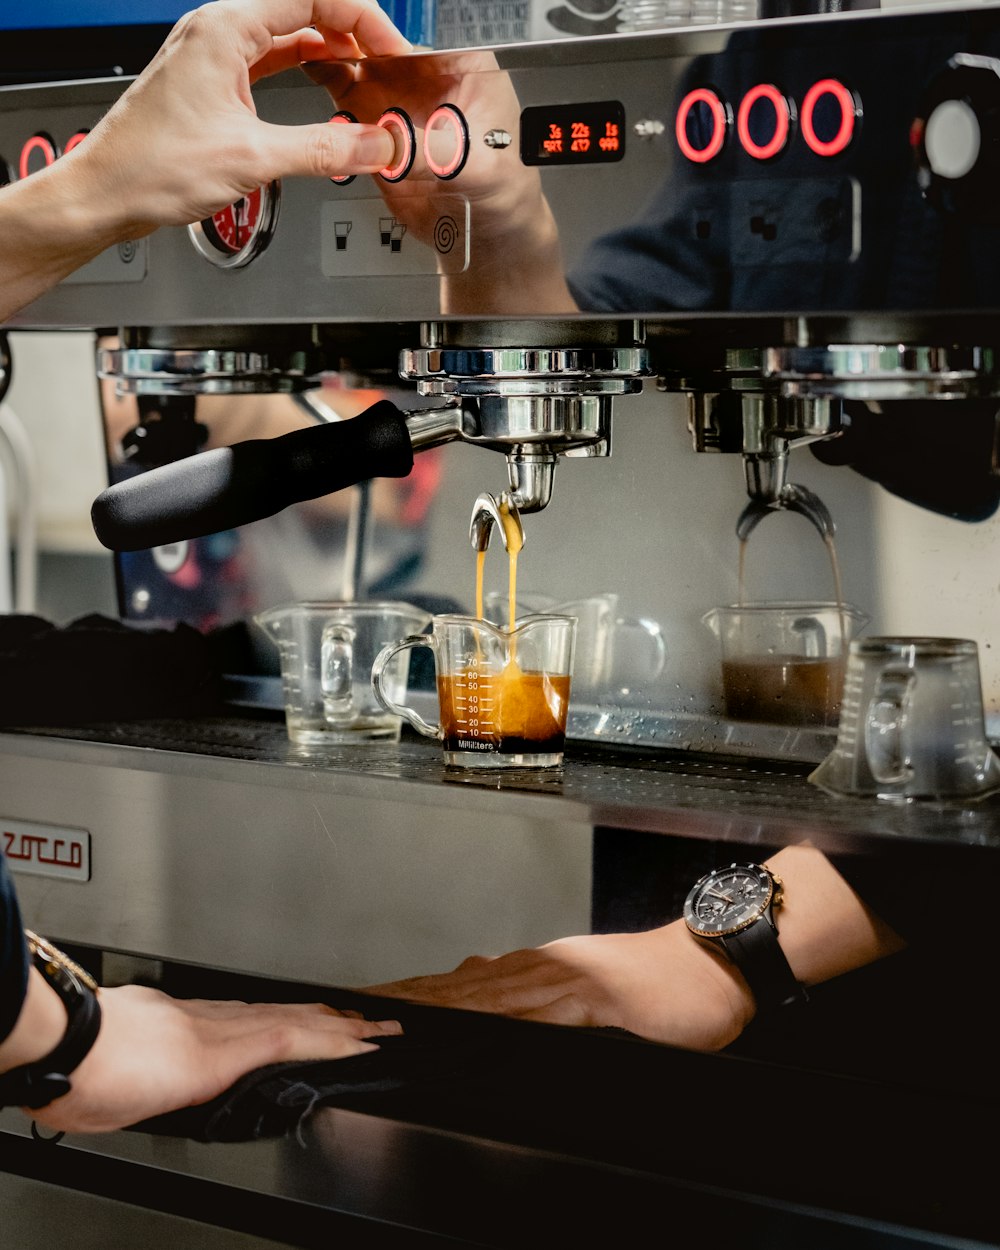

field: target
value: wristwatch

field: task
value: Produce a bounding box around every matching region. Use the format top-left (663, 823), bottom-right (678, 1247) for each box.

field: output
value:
top-left (0, 931), bottom-right (102, 1110)
top-left (683, 863), bottom-right (807, 1010)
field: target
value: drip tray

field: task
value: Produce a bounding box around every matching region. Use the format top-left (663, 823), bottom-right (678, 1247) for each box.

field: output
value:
top-left (9, 712), bottom-right (1000, 850)
top-left (223, 676), bottom-right (839, 765)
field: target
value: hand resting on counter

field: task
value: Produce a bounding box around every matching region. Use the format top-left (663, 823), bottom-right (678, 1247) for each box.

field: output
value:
top-left (364, 844), bottom-right (907, 1051)
top-left (2, 976), bottom-right (402, 1135)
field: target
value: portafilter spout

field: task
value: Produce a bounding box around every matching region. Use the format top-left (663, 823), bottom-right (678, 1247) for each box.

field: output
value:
top-left (736, 482), bottom-right (836, 543)
top-left (469, 491), bottom-right (524, 554)
top-left (401, 336), bottom-right (651, 515)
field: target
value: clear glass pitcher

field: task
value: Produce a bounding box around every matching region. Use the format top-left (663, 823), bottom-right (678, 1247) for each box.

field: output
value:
top-left (702, 601), bottom-right (869, 727)
top-left (372, 612), bottom-right (577, 768)
top-left (809, 637), bottom-right (1000, 802)
top-left (483, 590), bottom-right (666, 705)
top-left (254, 600), bottom-right (432, 745)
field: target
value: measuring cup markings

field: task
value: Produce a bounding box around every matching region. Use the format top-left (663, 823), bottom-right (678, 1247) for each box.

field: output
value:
top-left (452, 657), bottom-right (497, 742)
top-left (810, 636), bottom-right (1000, 801)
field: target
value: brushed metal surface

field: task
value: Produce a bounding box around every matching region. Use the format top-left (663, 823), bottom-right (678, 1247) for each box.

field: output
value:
top-left (3, 717), bottom-right (998, 978)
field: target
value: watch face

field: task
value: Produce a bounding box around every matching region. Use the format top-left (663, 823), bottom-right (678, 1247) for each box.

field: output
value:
top-left (683, 863), bottom-right (775, 939)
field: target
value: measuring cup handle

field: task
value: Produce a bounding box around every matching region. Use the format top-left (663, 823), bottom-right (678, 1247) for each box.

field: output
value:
top-left (371, 635), bottom-right (441, 740)
top-left (615, 615), bottom-right (667, 679)
top-left (322, 624), bottom-right (355, 717)
top-left (864, 667), bottom-right (915, 785)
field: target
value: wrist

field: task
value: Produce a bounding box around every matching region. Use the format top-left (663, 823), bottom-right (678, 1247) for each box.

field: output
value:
top-left (678, 921), bottom-right (758, 1032)
top-left (0, 934), bottom-right (102, 1111)
top-left (0, 966), bottom-right (68, 1075)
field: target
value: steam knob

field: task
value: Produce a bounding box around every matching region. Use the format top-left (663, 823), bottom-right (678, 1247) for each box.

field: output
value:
top-left (913, 53), bottom-right (1000, 223)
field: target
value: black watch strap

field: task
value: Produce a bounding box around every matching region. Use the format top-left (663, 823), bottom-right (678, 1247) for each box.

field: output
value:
top-left (0, 932), bottom-right (102, 1111)
top-left (723, 916), bottom-right (807, 1010)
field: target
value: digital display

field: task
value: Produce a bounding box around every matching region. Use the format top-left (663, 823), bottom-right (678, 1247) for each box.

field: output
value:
top-left (520, 101), bottom-right (626, 167)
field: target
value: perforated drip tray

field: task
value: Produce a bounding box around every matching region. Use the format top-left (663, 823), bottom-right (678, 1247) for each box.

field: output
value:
top-left (8, 711), bottom-right (1000, 851)
top-left (226, 677), bottom-right (839, 765)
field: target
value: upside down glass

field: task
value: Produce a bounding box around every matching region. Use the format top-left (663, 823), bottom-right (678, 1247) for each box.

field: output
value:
top-left (809, 637), bottom-right (1000, 802)
top-left (371, 613), bottom-right (577, 768)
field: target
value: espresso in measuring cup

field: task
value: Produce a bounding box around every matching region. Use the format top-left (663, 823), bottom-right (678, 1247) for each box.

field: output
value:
top-left (438, 666), bottom-right (571, 757)
top-left (704, 602), bottom-right (870, 728)
top-left (372, 612), bottom-right (576, 769)
top-left (722, 655), bottom-right (844, 727)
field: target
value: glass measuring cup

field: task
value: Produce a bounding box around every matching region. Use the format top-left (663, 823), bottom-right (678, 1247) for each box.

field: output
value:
top-left (254, 601), bottom-right (432, 745)
top-left (702, 601), bottom-right (869, 727)
top-left (483, 591), bottom-right (666, 705)
top-left (809, 637), bottom-right (1000, 802)
top-left (371, 613), bottom-right (577, 768)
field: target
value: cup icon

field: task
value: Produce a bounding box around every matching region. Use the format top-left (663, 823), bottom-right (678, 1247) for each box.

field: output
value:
top-left (372, 613), bottom-right (577, 769)
top-left (254, 600), bottom-right (432, 746)
top-left (702, 601), bottom-right (869, 727)
top-left (809, 636), bottom-right (1000, 802)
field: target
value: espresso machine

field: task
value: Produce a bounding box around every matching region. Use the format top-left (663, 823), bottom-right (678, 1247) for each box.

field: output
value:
top-left (3, 6), bottom-right (1000, 1246)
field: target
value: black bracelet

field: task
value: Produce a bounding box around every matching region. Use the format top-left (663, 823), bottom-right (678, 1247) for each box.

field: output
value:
top-left (0, 931), bottom-right (102, 1111)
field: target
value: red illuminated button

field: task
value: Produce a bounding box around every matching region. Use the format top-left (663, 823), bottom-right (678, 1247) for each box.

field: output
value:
top-left (377, 107), bottom-right (416, 183)
top-left (423, 104), bottom-right (470, 180)
top-left (801, 78), bottom-right (858, 157)
top-left (19, 132), bottom-right (57, 179)
top-left (676, 88), bottom-right (730, 164)
top-left (737, 84), bottom-right (792, 160)
top-left (329, 111), bottom-right (358, 185)
top-left (63, 130), bottom-right (89, 154)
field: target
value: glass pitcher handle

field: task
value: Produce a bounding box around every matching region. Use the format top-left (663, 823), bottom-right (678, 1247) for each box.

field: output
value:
top-left (613, 615), bottom-right (668, 681)
top-left (321, 623), bottom-right (356, 718)
top-left (371, 635), bottom-right (441, 739)
top-left (864, 667), bottom-right (914, 785)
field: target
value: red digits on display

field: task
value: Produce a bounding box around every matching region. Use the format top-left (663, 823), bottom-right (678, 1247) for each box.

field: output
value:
top-left (544, 123), bottom-right (564, 154)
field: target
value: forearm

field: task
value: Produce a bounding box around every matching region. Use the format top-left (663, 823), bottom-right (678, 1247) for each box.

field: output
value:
top-left (364, 843), bottom-right (907, 1052)
top-left (764, 843), bottom-right (907, 989)
top-left (0, 151), bottom-right (131, 324)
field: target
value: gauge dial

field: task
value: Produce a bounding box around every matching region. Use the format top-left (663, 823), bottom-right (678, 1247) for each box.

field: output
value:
top-left (188, 181), bottom-right (280, 269)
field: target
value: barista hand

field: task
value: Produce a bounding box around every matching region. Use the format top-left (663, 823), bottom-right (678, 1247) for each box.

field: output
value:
top-left (307, 49), bottom-right (578, 314)
top-left (0, 0), bottom-right (410, 322)
top-left (4, 978), bottom-right (402, 1135)
top-left (365, 844), bottom-right (906, 1051)
top-left (368, 923), bottom-right (754, 1051)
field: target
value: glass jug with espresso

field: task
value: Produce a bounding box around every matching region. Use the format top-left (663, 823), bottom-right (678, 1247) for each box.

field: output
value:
top-left (703, 516), bottom-right (869, 728)
top-left (703, 601), bottom-right (869, 727)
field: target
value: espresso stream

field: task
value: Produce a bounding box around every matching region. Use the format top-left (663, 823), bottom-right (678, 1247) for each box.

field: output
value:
top-left (729, 534), bottom-right (848, 727)
top-left (455, 497), bottom-right (567, 753)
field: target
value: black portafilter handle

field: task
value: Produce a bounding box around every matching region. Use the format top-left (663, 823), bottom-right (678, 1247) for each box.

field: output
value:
top-left (91, 398), bottom-right (414, 552)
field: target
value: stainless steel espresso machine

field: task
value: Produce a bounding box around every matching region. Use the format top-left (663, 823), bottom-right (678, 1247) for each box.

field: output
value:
top-left (3, 6), bottom-right (1000, 1247)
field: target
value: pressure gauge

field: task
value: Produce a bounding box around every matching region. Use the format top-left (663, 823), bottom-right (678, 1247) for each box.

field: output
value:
top-left (188, 180), bottom-right (280, 268)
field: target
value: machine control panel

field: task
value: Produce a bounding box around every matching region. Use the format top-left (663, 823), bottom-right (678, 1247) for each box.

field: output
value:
top-left (2, 3), bottom-right (1000, 328)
